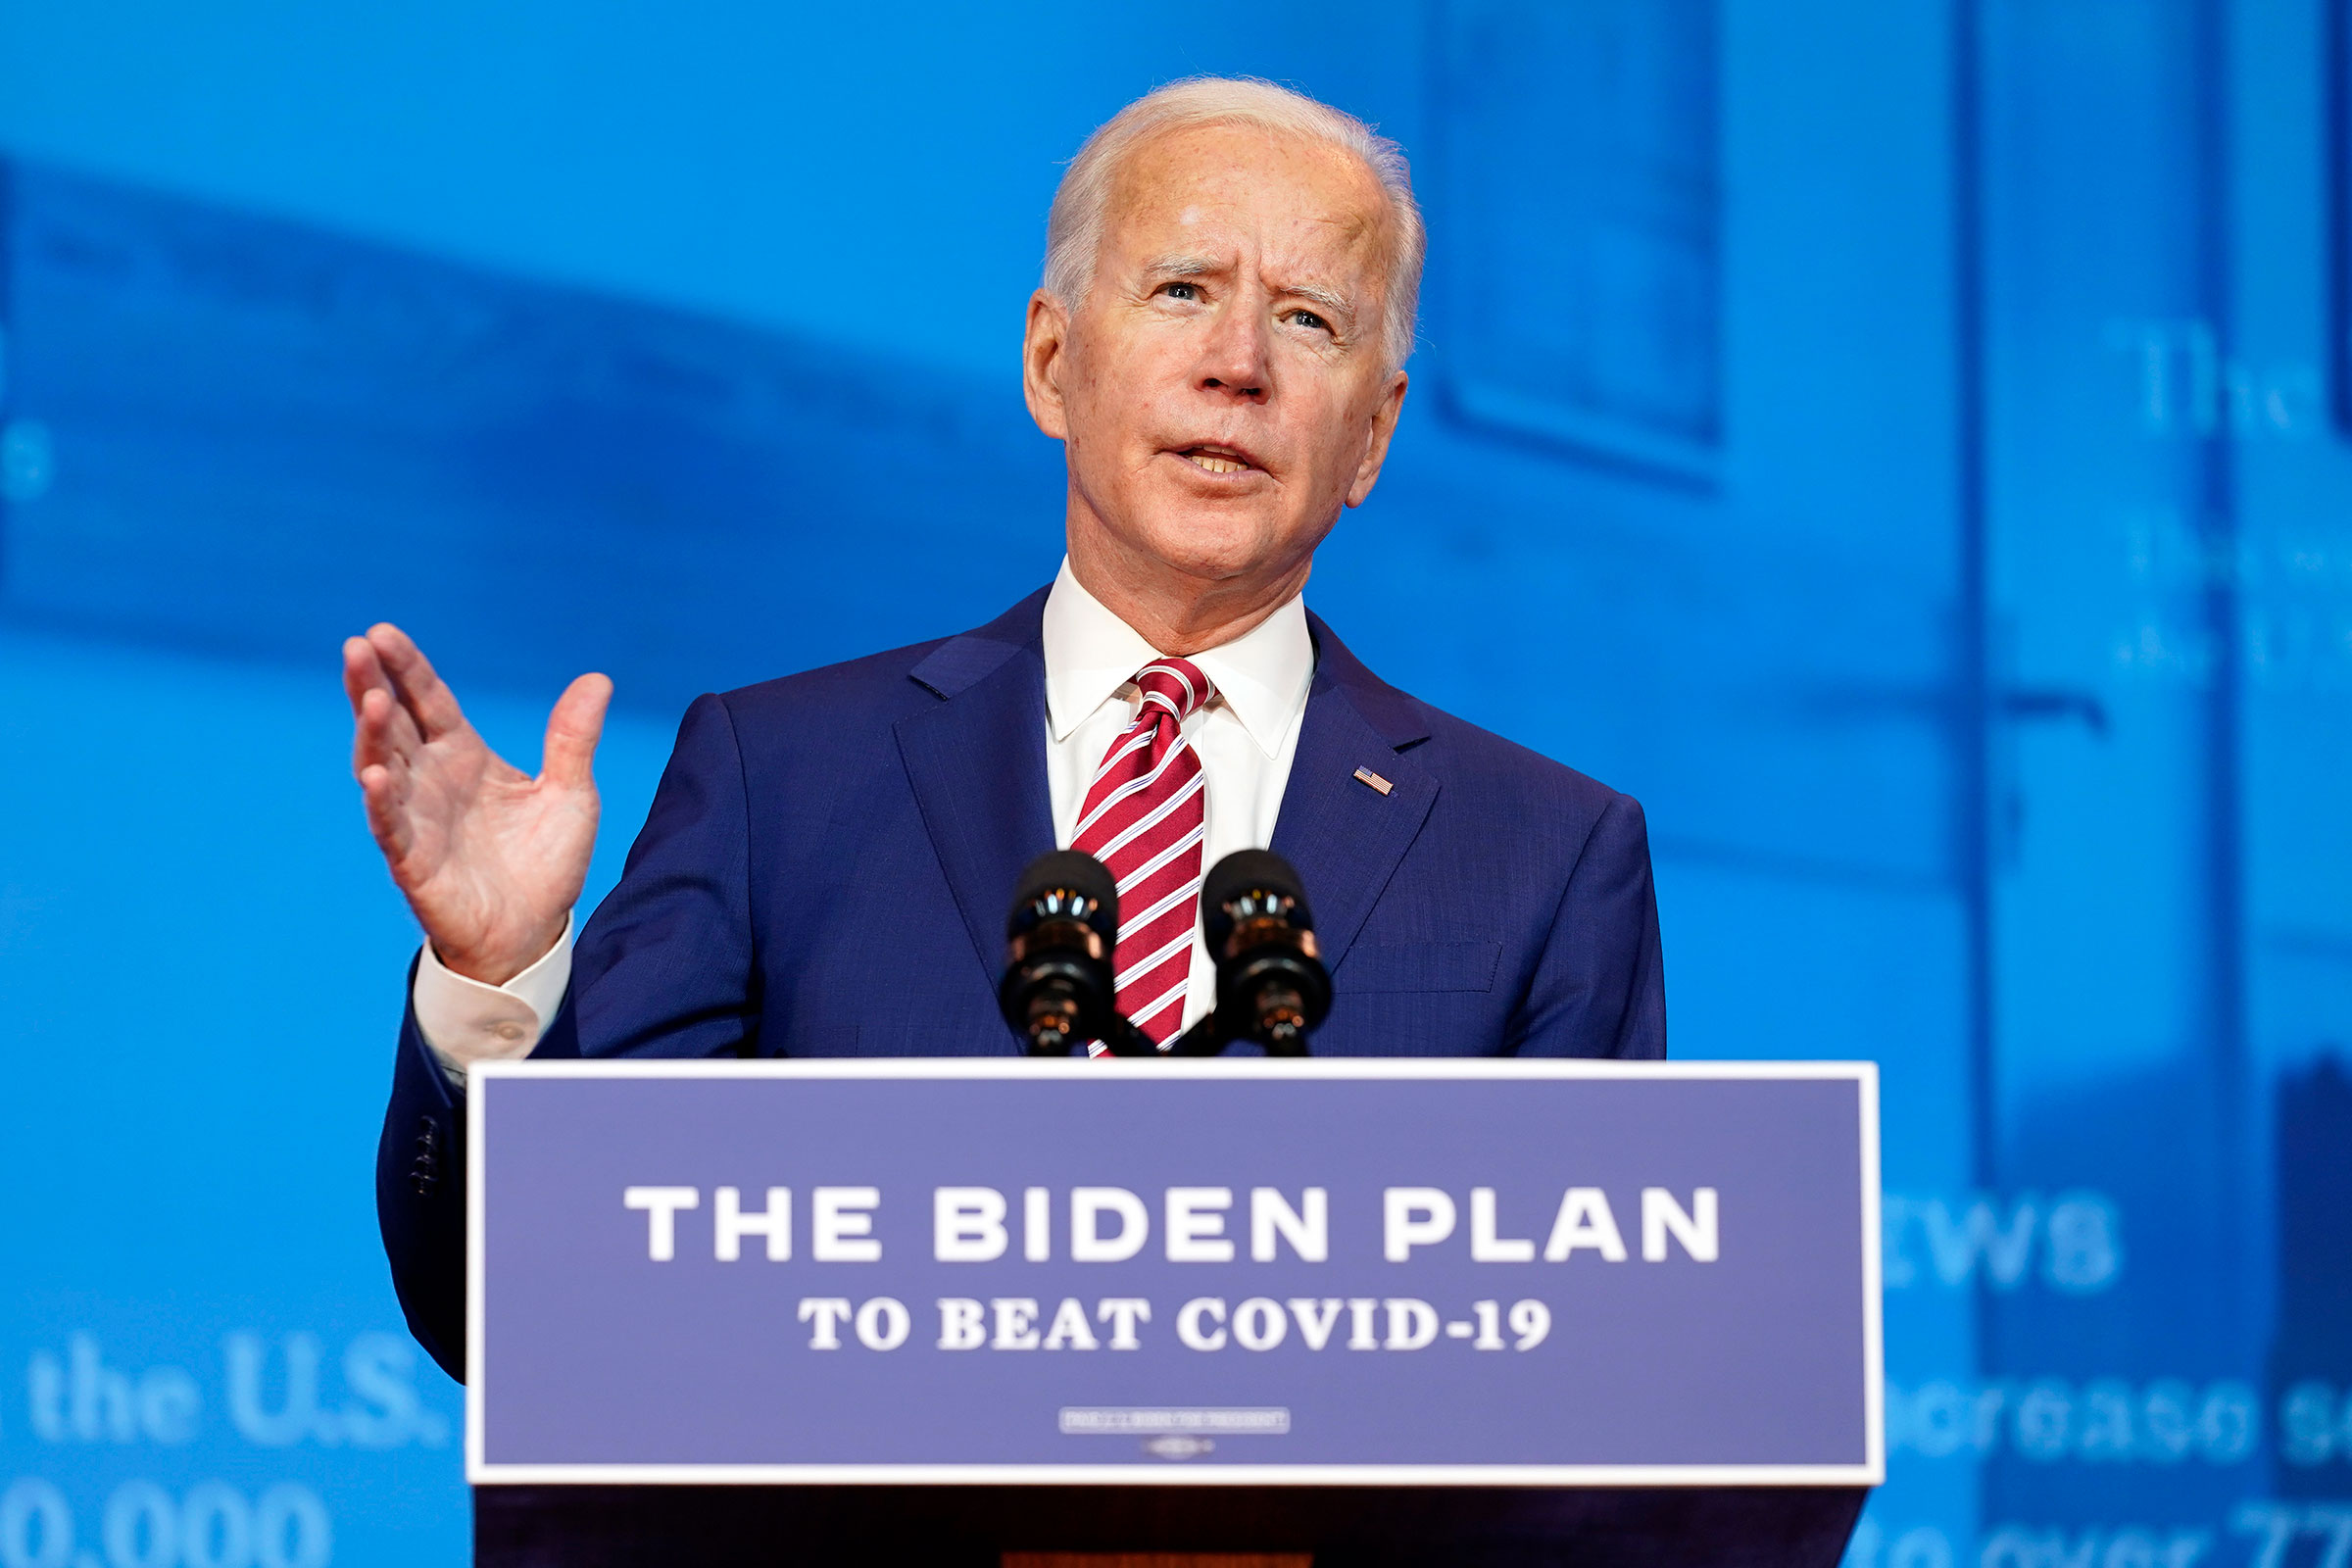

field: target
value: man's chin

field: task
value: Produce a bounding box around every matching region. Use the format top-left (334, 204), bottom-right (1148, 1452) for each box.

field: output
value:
top-left (1122, 507), bottom-right (1292, 584)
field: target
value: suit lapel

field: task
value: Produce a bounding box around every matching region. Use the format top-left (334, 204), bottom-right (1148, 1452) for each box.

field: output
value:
top-left (1270, 614), bottom-right (1438, 976)
top-left (895, 592), bottom-right (1057, 985)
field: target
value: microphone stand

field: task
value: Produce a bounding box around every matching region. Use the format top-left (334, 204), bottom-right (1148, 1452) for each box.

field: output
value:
top-left (1164, 1015), bottom-right (1228, 1056)
top-left (1077, 1015), bottom-right (1228, 1056)
top-left (1092, 1018), bottom-right (1166, 1057)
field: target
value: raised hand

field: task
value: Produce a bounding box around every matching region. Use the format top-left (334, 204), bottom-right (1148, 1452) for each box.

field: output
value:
top-left (344, 624), bottom-right (612, 986)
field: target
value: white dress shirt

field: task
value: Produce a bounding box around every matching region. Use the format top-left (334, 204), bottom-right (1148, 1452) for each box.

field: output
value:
top-left (414, 559), bottom-right (1314, 1079)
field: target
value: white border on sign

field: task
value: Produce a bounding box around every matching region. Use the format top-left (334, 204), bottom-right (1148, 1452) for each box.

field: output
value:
top-left (466, 1057), bottom-right (1884, 1488)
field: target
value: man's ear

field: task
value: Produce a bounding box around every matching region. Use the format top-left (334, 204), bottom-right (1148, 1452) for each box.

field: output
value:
top-left (1344, 371), bottom-right (1410, 509)
top-left (1023, 290), bottom-right (1072, 441)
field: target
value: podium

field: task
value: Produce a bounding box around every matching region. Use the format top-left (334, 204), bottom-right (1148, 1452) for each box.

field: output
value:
top-left (466, 1058), bottom-right (1881, 1565)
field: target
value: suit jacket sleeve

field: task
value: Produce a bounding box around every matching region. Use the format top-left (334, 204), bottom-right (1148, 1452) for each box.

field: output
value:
top-left (1506, 792), bottom-right (1667, 1059)
top-left (374, 692), bottom-right (760, 1382)
top-left (375, 963), bottom-right (471, 1380)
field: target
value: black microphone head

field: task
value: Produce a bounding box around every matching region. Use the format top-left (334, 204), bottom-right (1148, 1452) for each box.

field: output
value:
top-left (1007, 850), bottom-right (1119, 942)
top-left (1201, 849), bottom-right (1312, 954)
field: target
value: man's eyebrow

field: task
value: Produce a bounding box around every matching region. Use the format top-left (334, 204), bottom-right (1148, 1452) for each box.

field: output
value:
top-left (1141, 254), bottom-right (1359, 331)
top-left (1143, 252), bottom-right (1224, 278)
top-left (1279, 280), bottom-right (1355, 323)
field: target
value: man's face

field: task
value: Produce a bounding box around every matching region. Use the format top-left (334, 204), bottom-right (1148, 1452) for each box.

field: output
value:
top-left (1025, 122), bottom-right (1409, 595)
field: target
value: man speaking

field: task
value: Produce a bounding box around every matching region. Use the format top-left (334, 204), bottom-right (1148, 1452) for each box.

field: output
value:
top-left (347, 78), bottom-right (1665, 1380)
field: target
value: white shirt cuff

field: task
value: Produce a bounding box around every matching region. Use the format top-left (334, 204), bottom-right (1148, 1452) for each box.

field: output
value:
top-left (411, 915), bottom-right (574, 1086)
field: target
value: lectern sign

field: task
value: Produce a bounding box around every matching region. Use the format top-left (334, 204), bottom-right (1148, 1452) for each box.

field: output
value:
top-left (466, 1059), bottom-right (1882, 1486)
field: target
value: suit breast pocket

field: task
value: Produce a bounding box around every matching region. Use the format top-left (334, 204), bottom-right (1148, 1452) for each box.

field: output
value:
top-left (1334, 941), bottom-right (1503, 995)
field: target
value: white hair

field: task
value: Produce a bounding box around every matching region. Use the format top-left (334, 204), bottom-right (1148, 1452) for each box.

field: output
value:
top-left (1042, 77), bottom-right (1425, 373)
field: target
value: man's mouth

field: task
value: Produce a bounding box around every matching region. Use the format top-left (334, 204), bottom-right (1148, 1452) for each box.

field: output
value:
top-left (1176, 444), bottom-right (1258, 476)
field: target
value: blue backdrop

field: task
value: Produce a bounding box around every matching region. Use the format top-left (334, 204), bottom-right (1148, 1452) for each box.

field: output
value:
top-left (1, 1), bottom-right (2346, 1562)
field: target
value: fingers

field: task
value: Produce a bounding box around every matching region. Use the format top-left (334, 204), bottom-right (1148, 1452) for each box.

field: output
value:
top-left (349, 636), bottom-right (418, 874)
top-left (365, 623), bottom-right (469, 742)
top-left (353, 681), bottom-right (424, 781)
top-left (357, 761), bottom-right (415, 863)
top-left (542, 673), bottom-right (613, 790)
top-left (342, 634), bottom-right (385, 717)
top-left (346, 636), bottom-right (389, 774)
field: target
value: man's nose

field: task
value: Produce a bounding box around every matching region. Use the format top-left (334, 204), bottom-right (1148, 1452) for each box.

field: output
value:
top-left (1196, 302), bottom-right (1270, 402)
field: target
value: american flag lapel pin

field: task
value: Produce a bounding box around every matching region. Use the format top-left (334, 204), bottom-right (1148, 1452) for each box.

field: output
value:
top-left (1352, 765), bottom-right (1394, 796)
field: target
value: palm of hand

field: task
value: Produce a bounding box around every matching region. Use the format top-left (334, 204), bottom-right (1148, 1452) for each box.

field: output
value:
top-left (394, 726), bottom-right (599, 980)
top-left (346, 625), bottom-right (612, 986)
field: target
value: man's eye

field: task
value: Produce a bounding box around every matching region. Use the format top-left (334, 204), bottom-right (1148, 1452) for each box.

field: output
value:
top-left (1287, 310), bottom-right (1330, 332)
top-left (1161, 281), bottom-right (1200, 302)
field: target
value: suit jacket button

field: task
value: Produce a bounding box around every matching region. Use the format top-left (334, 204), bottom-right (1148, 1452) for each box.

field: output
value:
top-left (411, 1116), bottom-right (442, 1196)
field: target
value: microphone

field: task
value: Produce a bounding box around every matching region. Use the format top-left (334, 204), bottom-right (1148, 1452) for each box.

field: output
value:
top-left (1197, 850), bottom-right (1332, 1055)
top-left (998, 851), bottom-right (1121, 1055)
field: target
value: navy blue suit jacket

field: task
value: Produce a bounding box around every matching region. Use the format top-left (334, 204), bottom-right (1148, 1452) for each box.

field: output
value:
top-left (378, 589), bottom-right (1665, 1379)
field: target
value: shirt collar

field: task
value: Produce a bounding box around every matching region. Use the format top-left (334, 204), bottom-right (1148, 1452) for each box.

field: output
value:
top-left (1041, 558), bottom-right (1313, 758)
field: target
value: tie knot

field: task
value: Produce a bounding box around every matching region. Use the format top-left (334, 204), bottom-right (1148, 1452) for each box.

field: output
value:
top-left (1132, 658), bottom-right (1213, 724)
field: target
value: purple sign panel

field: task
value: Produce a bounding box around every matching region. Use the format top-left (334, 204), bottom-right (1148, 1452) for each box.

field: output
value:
top-left (467, 1059), bottom-right (1882, 1485)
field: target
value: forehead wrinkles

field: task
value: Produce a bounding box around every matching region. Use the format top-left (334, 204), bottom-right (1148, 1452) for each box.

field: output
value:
top-left (1102, 123), bottom-right (1395, 279)
top-left (1287, 207), bottom-right (1385, 281)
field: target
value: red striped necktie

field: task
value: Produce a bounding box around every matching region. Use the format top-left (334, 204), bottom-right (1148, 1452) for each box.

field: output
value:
top-left (1071, 658), bottom-right (1214, 1050)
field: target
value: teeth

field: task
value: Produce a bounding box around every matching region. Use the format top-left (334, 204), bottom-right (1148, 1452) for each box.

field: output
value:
top-left (1187, 453), bottom-right (1246, 474)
